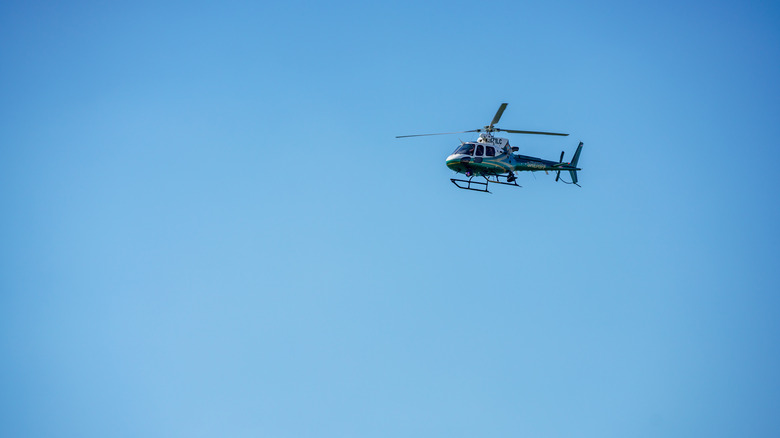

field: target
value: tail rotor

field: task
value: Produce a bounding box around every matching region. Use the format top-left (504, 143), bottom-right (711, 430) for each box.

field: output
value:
top-left (555, 150), bottom-right (564, 182)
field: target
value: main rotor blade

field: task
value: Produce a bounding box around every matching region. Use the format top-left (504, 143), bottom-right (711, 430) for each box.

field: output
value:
top-left (396, 129), bottom-right (480, 138)
top-left (496, 128), bottom-right (569, 136)
top-left (488, 103), bottom-right (508, 129)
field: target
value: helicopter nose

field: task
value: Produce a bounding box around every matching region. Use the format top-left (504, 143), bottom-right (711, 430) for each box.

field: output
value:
top-left (446, 155), bottom-right (470, 172)
top-left (446, 154), bottom-right (470, 163)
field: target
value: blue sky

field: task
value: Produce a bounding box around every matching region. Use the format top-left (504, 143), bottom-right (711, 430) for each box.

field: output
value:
top-left (2, 1), bottom-right (779, 436)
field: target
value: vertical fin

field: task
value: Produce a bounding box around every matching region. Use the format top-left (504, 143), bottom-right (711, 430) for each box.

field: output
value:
top-left (570, 142), bottom-right (583, 167)
top-left (569, 142), bottom-right (583, 186)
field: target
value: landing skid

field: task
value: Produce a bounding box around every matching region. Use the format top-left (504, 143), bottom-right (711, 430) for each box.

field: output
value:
top-left (450, 175), bottom-right (521, 193)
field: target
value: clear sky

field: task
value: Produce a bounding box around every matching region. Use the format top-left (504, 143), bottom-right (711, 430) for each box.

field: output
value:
top-left (2, 1), bottom-right (779, 437)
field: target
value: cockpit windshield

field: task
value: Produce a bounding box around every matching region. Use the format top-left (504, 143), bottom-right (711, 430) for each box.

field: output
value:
top-left (453, 143), bottom-right (475, 156)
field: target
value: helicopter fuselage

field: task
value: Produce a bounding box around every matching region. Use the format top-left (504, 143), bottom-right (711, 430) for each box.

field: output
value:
top-left (445, 135), bottom-right (564, 176)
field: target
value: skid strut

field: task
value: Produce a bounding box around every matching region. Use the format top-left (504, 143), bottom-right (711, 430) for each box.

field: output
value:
top-left (450, 174), bottom-right (521, 193)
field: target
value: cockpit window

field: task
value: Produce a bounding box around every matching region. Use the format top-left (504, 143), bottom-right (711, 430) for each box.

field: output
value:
top-left (486, 146), bottom-right (495, 156)
top-left (453, 143), bottom-right (475, 156)
top-left (476, 145), bottom-right (484, 156)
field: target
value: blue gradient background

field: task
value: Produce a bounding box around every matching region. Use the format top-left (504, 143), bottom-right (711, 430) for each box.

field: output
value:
top-left (2, 1), bottom-right (779, 436)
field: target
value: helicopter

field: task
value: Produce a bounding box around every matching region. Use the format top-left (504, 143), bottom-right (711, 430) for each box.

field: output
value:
top-left (397, 103), bottom-right (583, 193)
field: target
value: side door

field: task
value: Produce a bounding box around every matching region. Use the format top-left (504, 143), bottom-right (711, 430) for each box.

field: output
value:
top-left (474, 144), bottom-right (484, 163)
